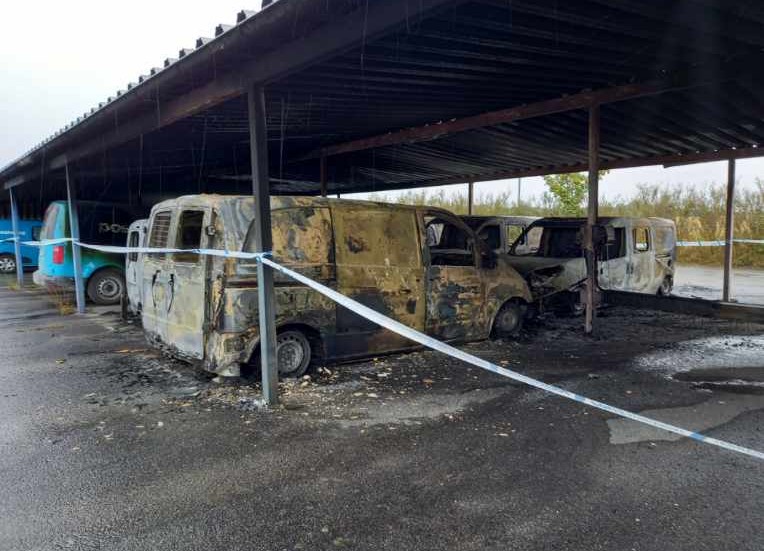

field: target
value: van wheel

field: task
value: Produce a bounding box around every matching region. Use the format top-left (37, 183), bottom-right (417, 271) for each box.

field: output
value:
top-left (277, 330), bottom-right (312, 378)
top-left (87, 269), bottom-right (125, 305)
top-left (0, 254), bottom-right (16, 273)
top-left (658, 277), bottom-right (673, 297)
top-left (492, 301), bottom-right (524, 338)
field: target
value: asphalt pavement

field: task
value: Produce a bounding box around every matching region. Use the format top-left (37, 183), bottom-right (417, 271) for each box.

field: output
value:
top-left (1, 275), bottom-right (762, 551)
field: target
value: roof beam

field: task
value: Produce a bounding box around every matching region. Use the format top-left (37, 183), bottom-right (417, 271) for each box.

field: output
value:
top-left (315, 145), bottom-right (764, 195)
top-left (301, 77), bottom-right (724, 160)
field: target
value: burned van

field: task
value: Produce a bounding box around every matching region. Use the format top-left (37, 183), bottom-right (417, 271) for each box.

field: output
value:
top-left (141, 195), bottom-right (532, 377)
top-left (507, 217), bottom-right (676, 309)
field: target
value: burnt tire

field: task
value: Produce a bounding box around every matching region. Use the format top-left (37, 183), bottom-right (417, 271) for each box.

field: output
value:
top-left (658, 277), bottom-right (673, 297)
top-left (87, 268), bottom-right (125, 305)
top-left (0, 254), bottom-right (16, 273)
top-left (276, 330), bottom-right (312, 378)
top-left (492, 300), bottom-right (524, 338)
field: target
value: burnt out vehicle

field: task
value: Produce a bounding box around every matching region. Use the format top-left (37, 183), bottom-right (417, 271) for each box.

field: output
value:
top-left (141, 195), bottom-right (532, 377)
top-left (506, 217), bottom-right (676, 311)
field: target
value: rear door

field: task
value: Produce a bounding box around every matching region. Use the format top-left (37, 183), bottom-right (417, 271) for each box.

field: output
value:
top-left (141, 209), bottom-right (174, 342)
top-left (422, 209), bottom-right (484, 341)
top-left (333, 205), bottom-right (425, 355)
top-left (164, 208), bottom-right (211, 359)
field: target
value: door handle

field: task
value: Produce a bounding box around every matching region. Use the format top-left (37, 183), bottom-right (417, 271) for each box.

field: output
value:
top-left (151, 270), bottom-right (161, 307)
top-left (167, 274), bottom-right (175, 312)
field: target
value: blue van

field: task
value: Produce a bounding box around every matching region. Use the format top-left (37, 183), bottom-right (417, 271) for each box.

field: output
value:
top-left (0, 219), bottom-right (43, 273)
top-left (34, 201), bottom-right (145, 305)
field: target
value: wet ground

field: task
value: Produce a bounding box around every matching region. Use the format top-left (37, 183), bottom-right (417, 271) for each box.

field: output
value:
top-left (674, 264), bottom-right (764, 304)
top-left (1, 275), bottom-right (763, 551)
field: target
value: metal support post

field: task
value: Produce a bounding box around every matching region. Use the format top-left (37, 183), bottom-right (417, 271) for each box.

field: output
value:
top-left (467, 182), bottom-right (474, 215)
top-left (248, 84), bottom-right (279, 405)
top-left (722, 159), bottom-right (736, 302)
top-left (584, 105), bottom-right (600, 335)
top-left (320, 155), bottom-right (328, 197)
top-left (9, 188), bottom-right (24, 288)
top-left (66, 164), bottom-right (86, 314)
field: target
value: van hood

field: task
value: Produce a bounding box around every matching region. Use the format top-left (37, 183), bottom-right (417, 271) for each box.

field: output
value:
top-left (504, 256), bottom-right (578, 276)
top-left (505, 256), bottom-right (587, 297)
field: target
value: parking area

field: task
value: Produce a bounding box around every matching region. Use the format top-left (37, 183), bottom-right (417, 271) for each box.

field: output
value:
top-left (2, 275), bottom-right (763, 551)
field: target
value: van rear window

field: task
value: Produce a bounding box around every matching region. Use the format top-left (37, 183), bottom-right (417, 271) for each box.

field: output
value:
top-left (42, 204), bottom-right (62, 240)
top-left (148, 211), bottom-right (172, 258)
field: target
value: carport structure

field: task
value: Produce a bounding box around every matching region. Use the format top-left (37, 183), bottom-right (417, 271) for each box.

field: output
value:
top-left (2, 0), bottom-right (764, 403)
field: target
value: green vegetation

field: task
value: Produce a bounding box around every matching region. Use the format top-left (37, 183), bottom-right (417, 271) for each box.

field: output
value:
top-left (542, 171), bottom-right (610, 216)
top-left (368, 178), bottom-right (764, 267)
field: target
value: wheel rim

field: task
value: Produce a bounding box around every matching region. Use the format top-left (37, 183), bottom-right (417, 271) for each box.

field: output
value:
top-left (0, 257), bottom-right (16, 273)
top-left (497, 307), bottom-right (519, 333)
top-left (661, 279), bottom-right (671, 295)
top-left (277, 333), bottom-right (308, 375)
top-left (97, 277), bottom-right (122, 301)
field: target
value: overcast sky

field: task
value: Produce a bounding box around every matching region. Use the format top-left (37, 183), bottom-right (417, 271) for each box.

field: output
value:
top-left (2, 1), bottom-right (762, 203)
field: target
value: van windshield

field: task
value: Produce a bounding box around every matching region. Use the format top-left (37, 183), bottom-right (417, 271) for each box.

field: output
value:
top-left (510, 225), bottom-right (582, 258)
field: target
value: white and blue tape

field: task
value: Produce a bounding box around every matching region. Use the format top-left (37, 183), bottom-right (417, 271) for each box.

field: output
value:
top-left (7, 237), bottom-right (764, 460)
top-left (676, 239), bottom-right (764, 247)
top-left (261, 255), bottom-right (764, 462)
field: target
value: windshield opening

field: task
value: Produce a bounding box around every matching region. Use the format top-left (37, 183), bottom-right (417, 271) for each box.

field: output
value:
top-left (510, 225), bottom-right (583, 258)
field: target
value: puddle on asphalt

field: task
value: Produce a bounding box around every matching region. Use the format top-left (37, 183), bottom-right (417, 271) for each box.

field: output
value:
top-left (607, 392), bottom-right (764, 444)
top-left (631, 335), bottom-right (764, 375)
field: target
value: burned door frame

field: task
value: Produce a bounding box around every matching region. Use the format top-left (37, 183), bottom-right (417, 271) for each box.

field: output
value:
top-left (164, 206), bottom-right (213, 360)
top-left (598, 223), bottom-right (628, 291)
top-left (142, 209), bottom-right (174, 345)
top-left (420, 208), bottom-right (486, 341)
top-left (628, 222), bottom-right (655, 293)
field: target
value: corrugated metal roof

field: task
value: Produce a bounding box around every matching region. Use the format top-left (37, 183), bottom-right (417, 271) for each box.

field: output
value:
top-left (3, 0), bottom-right (764, 201)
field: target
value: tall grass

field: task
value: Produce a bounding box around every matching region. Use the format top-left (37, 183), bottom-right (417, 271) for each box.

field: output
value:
top-left (368, 180), bottom-right (764, 267)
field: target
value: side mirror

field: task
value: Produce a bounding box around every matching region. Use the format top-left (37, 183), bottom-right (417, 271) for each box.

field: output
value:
top-left (205, 224), bottom-right (217, 237)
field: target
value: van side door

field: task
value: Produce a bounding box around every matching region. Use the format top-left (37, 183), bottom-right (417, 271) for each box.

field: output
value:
top-left (332, 205), bottom-right (425, 356)
top-left (164, 208), bottom-right (211, 359)
top-left (598, 225), bottom-right (627, 290)
top-left (627, 224), bottom-right (655, 293)
top-left (421, 209), bottom-right (484, 341)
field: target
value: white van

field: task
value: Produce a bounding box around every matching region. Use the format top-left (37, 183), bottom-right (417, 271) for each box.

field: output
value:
top-left (507, 217), bottom-right (676, 310)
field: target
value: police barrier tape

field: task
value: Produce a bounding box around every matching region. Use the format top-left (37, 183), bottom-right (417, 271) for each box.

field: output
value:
top-left (676, 239), bottom-right (764, 247)
top-left (12, 236), bottom-right (764, 461)
top-left (7, 235), bottom-right (764, 247)
top-left (258, 255), bottom-right (764, 461)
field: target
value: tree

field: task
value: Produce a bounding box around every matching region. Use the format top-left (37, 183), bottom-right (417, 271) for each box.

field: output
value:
top-left (543, 171), bottom-right (609, 216)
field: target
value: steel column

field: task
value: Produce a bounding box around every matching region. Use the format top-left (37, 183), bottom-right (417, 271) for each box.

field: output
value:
top-left (584, 106), bottom-right (600, 334)
top-left (320, 155), bottom-right (328, 197)
top-left (722, 159), bottom-right (736, 302)
top-left (248, 84), bottom-right (279, 405)
top-left (65, 164), bottom-right (86, 314)
top-left (467, 182), bottom-right (474, 215)
top-left (8, 188), bottom-right (24, 288)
